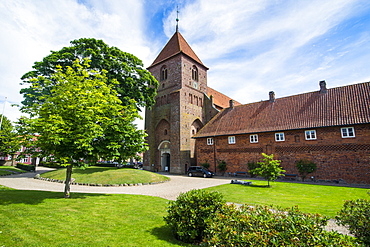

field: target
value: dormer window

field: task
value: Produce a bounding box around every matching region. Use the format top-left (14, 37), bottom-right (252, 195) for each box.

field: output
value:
top-left (160, 65), bottom-right (168, 81)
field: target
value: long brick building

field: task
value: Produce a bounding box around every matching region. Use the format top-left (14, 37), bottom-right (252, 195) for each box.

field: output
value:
top-left (194, 81), bottom-right (370, 184)
top-left (144, 30), bottom-right (370, 184)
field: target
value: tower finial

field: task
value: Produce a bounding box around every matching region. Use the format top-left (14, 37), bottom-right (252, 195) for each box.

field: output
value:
top-left (176, 5), bottom-right (179, 32)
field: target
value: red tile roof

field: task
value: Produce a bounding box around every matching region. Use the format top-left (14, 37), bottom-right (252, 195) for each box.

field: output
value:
top-left (207, 87), bottom-right (241, 109)
top-left (148, 31), bottom-right (207, 69)
top-left (194, 82), bottom-right (370, 138)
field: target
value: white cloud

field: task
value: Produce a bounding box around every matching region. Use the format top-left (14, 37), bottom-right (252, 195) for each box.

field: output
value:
top-left (163, 0), bottom-right (370, 104)
top-left (0, 0), bottom-right (150, 123)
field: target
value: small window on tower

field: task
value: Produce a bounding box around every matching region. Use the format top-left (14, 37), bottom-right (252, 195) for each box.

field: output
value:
top-left (160, 66), bottom-right (168, 81)
top-left (192, 66), bottom-right (198, 82)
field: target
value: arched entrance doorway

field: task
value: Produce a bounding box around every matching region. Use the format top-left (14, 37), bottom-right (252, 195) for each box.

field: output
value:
top-left (158, 141), bottom-right (170, 172)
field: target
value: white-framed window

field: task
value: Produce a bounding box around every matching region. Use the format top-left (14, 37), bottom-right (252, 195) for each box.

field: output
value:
top-left (250, 134), bottom-right (258, 143)
top-left (341, 127), bottom-right (355, 138)
top-left (207, 138), bottom-right (214, 145)
top-left (305, 130), bottom-right (316, 140)
top-left (21, 156), bottom-right (29, 163)
top-left (275, 133), bottom-right (285, 142)
top-left (228, 136), bottom-right (236, 144)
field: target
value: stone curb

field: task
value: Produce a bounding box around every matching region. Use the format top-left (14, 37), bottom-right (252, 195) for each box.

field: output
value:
top-left (33, 174), bottom-right (169, 187)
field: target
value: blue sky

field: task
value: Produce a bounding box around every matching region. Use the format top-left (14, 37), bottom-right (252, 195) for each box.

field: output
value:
top-left (1, 0), bottom-right (370, 129)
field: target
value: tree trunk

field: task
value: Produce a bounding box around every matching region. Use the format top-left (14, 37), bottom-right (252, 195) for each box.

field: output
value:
top-left (64, 164), bottom-right (73, 198)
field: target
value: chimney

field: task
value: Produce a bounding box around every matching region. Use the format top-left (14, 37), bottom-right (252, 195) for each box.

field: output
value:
top-left (319, 80), bottom-right (327, 94)
top-left (229, 99), bottom-right (234, 108)
top-left (269, 91), bottom-right (275, 102)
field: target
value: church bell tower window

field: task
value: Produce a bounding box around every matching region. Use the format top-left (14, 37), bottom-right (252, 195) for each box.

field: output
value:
top-left (192, 66), bottom-right (198, 89)
top-left (160, 65), bottom-right (168, 81)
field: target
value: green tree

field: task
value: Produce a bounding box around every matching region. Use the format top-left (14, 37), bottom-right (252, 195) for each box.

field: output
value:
top-left (20, 59), bottom-right (148, 198)
top-left (0, 115), bottom-right (21, 165)
top-left (296, 159), bottom-right (317, 182)
top-left (20, 38), bottom-right (158, 112)
top-left (252, 153), bottom-right (286, 187)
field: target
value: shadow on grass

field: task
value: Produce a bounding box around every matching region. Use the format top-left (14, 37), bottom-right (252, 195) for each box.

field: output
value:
top-left (71, 167), bottom-right (117, 175)
top-left (0, 189), bottom-right (108, 205)
top-left (150, 225), bottom-right (196, 246)
top-left (249, 184), bottom-right (270, 188)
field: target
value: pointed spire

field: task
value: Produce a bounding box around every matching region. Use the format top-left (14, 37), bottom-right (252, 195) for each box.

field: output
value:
top-left (176, 5), bottom-right (179, 32)
top-left (148, 32), bottom-right (207, 69)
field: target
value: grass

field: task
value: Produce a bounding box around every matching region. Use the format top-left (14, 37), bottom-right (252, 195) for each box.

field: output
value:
top-left (0, 166), bottom-right (27, 176)
top-left (203, 179), bottom-right (370, 217)
top-left (41, 166), bottom-right (170, 185)
top-left (0, 185), bottom-right (193, 247)
top-left (1, 168), bottom-right (369, 246)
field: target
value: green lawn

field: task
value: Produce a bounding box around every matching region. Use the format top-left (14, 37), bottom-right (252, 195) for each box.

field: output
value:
top-left (203, 180), bottom-right (370, 217)
top-left (0, 166), bottom-right (27, 176)
top-left (41, 166), bottom-right (170, 185)
top-left (0, 185), bottom-right (193, 247)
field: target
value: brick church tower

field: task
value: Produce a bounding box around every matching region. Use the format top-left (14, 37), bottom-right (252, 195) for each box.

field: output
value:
top-left (143, 30), bottom-right (221, 174)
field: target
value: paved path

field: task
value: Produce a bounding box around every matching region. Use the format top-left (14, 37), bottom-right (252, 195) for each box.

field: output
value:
top-left (0, 167), bottom-right (231, 200)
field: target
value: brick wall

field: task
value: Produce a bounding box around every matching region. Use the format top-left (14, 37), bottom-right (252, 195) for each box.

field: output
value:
top-left (195, 124), bottom-right (370, 184)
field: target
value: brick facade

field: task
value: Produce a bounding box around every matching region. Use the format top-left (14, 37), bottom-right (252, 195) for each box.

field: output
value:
top-left (144, 31), bottom-right (370, 184)
top-left (196, 124), bottom-right (370, 184)
top-left (144, 32), bottom-right (219, 173)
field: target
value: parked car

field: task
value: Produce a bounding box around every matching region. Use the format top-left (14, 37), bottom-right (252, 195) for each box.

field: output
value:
top-left (187, 166), bottom-right (214, 178)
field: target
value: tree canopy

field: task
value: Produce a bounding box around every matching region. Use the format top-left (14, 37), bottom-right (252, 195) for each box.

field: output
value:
top-left (20, 38), bottom-right (158, 113)
top-left (253, 153), bottom-right (286, 187)
top-left (20, 59), bottom-right (148, 197)
top-left (0, 115), bottom-right (21, 161)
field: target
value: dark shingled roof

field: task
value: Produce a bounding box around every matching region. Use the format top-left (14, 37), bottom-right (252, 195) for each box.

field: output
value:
top-left (194, 81), bottom-right (370, 138)
top-left (148, 31), bottom-right (207, 69)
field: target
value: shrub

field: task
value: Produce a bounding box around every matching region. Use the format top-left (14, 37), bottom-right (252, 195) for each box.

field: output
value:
top-left (16, 163), bottom-right (35, 171)
top-left (217, 160), bottom-right (227, 175)
top-left (336, 199), bottom-right (370, 245)
top-left (247, 161), bottom-right (260, 177)
top-left (296, 159), bottom-right (317, 181)
top-left (201, 162), bottom-right (210, 169)
top-left (164, 189), bottom-right (225, 243)
top-left (203, 204), bottom-right (358, 246)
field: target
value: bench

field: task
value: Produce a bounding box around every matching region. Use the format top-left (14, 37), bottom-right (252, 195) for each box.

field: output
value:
top-left (234, 171), bottom-right (248, 177)
top-left (283, 174), bottom-right (298, 180)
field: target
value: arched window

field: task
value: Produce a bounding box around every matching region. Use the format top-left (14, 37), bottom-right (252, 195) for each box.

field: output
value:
top-left (192, 66), bottom-right (198, 82)
top-left (160, 65), bottom-right (168, 81)
top-left (164, 129), bottom-right (168, 135)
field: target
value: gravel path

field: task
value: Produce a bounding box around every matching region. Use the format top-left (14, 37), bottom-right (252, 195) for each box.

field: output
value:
top-left (0, 166), bottom-right (354, 235)
top-left (0, 167), bottom-right (230, 200)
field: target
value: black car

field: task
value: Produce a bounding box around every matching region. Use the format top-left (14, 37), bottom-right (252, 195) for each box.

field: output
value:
top-left (187, 166), bottom-right (214, 178)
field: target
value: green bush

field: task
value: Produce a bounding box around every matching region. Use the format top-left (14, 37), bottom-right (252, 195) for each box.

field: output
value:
top-left (201, 162), bottom-right (210, 169)
top-left (164, 189), bottom-right (225, 243)
top-left (336, 199), bottom-right (370, 245)
top-left (217, 160), bottom-right (227, 175)
top-left (296, 159), bottom-right (317, 181)
top-left (16, 163), bottom-right (35, 171)
top-left (247, 161), bottom-right (260, 177)
top-left (203, 204), bottom-right (357, 246)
